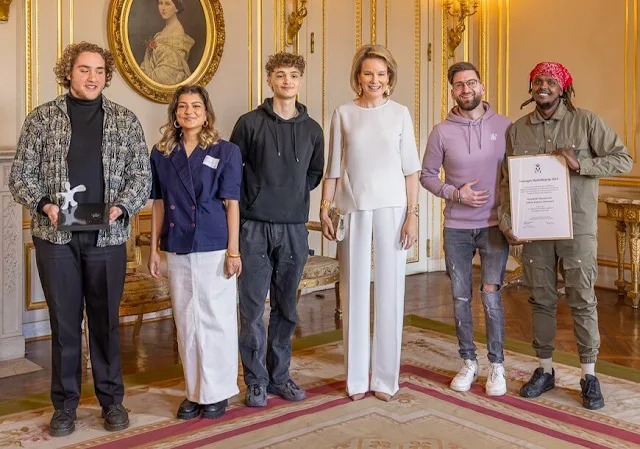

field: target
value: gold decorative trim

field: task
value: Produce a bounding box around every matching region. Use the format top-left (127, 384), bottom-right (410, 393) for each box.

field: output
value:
top-left (463, 15), bottom-right (469, 62)
top-left (287, 0), bottom-right (307, 47)
top-left (385, 0), bottom-right (388, 46)
top-left (107, 0), bottom-right (226, 104)
top-left (321, 0), bottom-right (327, 256)
top-left (429, 0), bottom-right (436, 258)
top-left (356, 0), bottom-right (362, 49)
top-left (599, 178), bottom-right (640, 188)
top-left (322, 0), bottom-right (327, 128)
top-left (441, 6), bottom-right (448, 122)
top-left (273, 0), bottom-right (278, 51)
top-left (598, 258), bottom-right (633, 270)
top-left (25, 0), bottom-right (32, 114)
top-left (480, 0), bottom-right (488, 98)
top-left (0, 0), bottom-right (13, 22)
top-left (57, 0), bottom-right (62, 96)
top-left (258, 0), bottom-right (262, 102)
top-left (281, 0), bottom-right (286, 51)
top-left (35, 0), bottom-right (40, 108)
top-left (633, 0), bottom-right (638, 159)
top-left (248, 0), bottom-right (252, 109)
top-left (625, 0), bottom-right (629, 151)
top-left (440, 3), bottom-right (449, 258)
top-left (408, 0), bottom-right (421, 264)
top-left (69, 0), bottom-right (73, 43)
top-left (505, 0), bottom-right (510, 116)
top-left (371, 0), bottom-right (376, 45)
top-left (25, 243), bottom-right (47, 311)
top-left (497, 0), bottom-right (503, 115)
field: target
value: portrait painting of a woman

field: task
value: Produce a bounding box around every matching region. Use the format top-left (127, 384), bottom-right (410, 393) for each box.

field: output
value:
top-left (140, 0), bottom-right (195, 85)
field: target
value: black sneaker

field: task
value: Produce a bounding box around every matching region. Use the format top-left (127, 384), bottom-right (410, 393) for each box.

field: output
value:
top-left (580, 374), bottom-right (605, 410)
top-left (267, 379), bottom-right (306, 402)
top-left (519, 368), bottom-right (555, 398)
top-left (176, 399), bottom-right (200, 420)
top-left (101, 404), bottom-right (130, 432)
top-left (245, 385), bottom-right (268, 407)
top-left (49, 409), bottom-right (76, 437)
top-left (202, 399), bottom-right (228, 419)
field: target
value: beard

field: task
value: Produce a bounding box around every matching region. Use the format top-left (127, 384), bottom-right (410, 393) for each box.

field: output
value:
top-left (535, 97), bottom-right (560, 110)
top-left (455, 94), bottom-right (482, 111)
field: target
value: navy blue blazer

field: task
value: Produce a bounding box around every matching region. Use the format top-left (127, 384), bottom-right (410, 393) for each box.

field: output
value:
top-left (150, 140), bottom-right (242, 253)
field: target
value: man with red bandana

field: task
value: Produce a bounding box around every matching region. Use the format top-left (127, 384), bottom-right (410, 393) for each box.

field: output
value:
top-left (498, 62), bottom-right (632, 409)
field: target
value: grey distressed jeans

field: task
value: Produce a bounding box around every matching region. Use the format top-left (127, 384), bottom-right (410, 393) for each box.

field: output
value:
top-left (238, 220), bottom-right (309, 387)
top-left (443, 226), bottom-right (509, 363)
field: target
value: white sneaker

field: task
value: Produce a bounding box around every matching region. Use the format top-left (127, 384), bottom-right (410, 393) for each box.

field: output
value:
top-left (486, 363), bottom-right (507, 396)
top-left (450, 359), bottom-right (478, 392)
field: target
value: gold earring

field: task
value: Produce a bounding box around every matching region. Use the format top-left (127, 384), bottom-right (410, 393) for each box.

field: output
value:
top-left (384, 85), bottom-right (391, 96)
top-left (203, 120), bottom-right (209, 127)
top-left (357, 85), bottom-right (363, 96)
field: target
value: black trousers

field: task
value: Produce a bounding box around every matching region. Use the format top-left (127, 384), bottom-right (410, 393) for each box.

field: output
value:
top-left (34, 232), bottom-right (127, 410)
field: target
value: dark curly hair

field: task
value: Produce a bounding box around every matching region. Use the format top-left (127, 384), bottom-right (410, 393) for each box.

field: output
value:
top-left (53, 42), bottom-right (115, 90)
top-left (265, 52), bottom-right (306, 76)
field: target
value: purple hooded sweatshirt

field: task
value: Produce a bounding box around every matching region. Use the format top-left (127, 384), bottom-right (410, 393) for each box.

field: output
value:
top-left (421, 102), bottom-right (511, 229)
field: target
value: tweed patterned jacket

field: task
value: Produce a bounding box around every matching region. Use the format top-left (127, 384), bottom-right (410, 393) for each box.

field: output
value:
top-left (9, 94), bottom-right (152, 247)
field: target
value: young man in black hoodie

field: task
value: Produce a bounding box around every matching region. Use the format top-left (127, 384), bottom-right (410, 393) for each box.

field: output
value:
top-left (230, 52), bottom-right (325, 407)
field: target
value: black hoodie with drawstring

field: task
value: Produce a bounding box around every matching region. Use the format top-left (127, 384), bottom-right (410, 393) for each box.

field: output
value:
top-left (230, 97), bottom-right (325, 224)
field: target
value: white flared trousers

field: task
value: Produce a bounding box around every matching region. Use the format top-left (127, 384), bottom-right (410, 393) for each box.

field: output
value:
top-left (338, 207), bottom-right (407, 396)
top-left (167, 250), bottom-right (239, 404)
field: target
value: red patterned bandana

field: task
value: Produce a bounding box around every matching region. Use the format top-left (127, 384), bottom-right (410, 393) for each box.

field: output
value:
top-left (529, 62), bottom-right (573, 89)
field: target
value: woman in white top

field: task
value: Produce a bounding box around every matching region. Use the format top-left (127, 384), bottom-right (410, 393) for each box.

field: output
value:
top-left (320, 45), bottom-right (421, 402)
top-left (140, 0), bottom-right (194, 85)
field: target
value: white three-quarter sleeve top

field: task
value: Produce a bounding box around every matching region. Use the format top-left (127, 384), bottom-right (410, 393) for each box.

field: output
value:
top-left (326, 100), bottom-right (422, 214)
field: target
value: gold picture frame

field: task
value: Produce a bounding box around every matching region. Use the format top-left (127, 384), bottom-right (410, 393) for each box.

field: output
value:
top-left (107, 0), bottom-right (225, 104)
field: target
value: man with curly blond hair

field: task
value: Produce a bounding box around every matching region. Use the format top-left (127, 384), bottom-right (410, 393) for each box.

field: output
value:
top-left (9, 42), bottom-right (151, 436)
top-left (230, 52), bottom-right (324, 407)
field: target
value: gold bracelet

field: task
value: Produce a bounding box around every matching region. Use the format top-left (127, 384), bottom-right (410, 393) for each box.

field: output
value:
top-left (320, 198), bottom-right (332, 210)
top-left (407, 204), bottom-right (419, 217)
top-left (225, 250), bottom-right (241, 258)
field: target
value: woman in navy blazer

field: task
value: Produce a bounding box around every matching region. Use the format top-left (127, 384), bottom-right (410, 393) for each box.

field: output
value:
top-left (147, 85), bottom-right (242, 420)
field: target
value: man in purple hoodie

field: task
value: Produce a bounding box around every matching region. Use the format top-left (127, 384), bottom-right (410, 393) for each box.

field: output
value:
top-left (421, 62), bottom-right (511, 396)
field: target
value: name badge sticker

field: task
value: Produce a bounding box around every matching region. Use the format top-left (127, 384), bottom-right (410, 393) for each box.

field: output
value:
top-left (203, 155), bottom-right (219, 169)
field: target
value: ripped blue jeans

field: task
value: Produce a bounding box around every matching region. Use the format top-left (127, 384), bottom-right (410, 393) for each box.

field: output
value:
top-left (443, 226), bottom-right (509, 363)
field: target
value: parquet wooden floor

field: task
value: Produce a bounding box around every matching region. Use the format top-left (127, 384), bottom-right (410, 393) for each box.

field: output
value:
top-left (1, 271), bottom-right (638, 403)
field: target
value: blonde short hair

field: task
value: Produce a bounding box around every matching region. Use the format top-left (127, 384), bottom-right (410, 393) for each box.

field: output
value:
top-left (349, 44), bottom-right (398, 96)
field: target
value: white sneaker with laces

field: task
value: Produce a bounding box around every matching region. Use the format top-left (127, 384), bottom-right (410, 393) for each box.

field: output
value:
top-left (450, 359), bottom-right (478, 392)
top-left (485, 363), bottom-right (507, 396)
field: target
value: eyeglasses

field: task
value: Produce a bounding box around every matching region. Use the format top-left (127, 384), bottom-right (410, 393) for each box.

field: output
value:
top-left (452, 79), bottom-right (479, 91)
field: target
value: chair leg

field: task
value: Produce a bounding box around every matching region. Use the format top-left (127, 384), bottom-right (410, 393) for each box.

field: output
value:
top-left (83, 311), bottom-right (91, 370)
top-left (133, 313), bottom-right (143, 337)
top-left (334, 281), bottom-right (342, 319)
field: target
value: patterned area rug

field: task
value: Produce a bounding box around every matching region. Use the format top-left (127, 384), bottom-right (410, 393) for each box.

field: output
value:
top-left (1, 325), bottom-right (639, 448)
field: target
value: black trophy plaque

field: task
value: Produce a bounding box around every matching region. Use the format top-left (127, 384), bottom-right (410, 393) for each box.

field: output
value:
top-left (57, 203), bottom-right (110, 231)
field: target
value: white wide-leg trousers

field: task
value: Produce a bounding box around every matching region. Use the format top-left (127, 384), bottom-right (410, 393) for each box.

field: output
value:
top-left (338, 207), bottom-right (407, 396)
top-left (167, 250), bottom-right (239, 404)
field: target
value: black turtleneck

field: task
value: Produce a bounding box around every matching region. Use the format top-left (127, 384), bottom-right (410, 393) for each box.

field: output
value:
top-left (65, 94), bottom-right (105, 204)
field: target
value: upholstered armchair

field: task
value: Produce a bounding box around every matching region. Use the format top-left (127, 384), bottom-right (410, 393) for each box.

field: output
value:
top-left (298, 221), bottom-right (341, 318)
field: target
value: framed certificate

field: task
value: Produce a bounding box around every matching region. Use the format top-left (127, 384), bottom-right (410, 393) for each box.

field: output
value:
top-left (508, 154), bottom-right (573, 240)
top-left (57, 203), bottom-right (110, 231)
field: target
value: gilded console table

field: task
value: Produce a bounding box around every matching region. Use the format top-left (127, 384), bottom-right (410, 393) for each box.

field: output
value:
top-left (602, 196), bottom-right (640, 308)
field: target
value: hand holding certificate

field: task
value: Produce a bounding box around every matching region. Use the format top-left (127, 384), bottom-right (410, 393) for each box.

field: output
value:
top-left (508, 154), bottom-right (573, 241)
